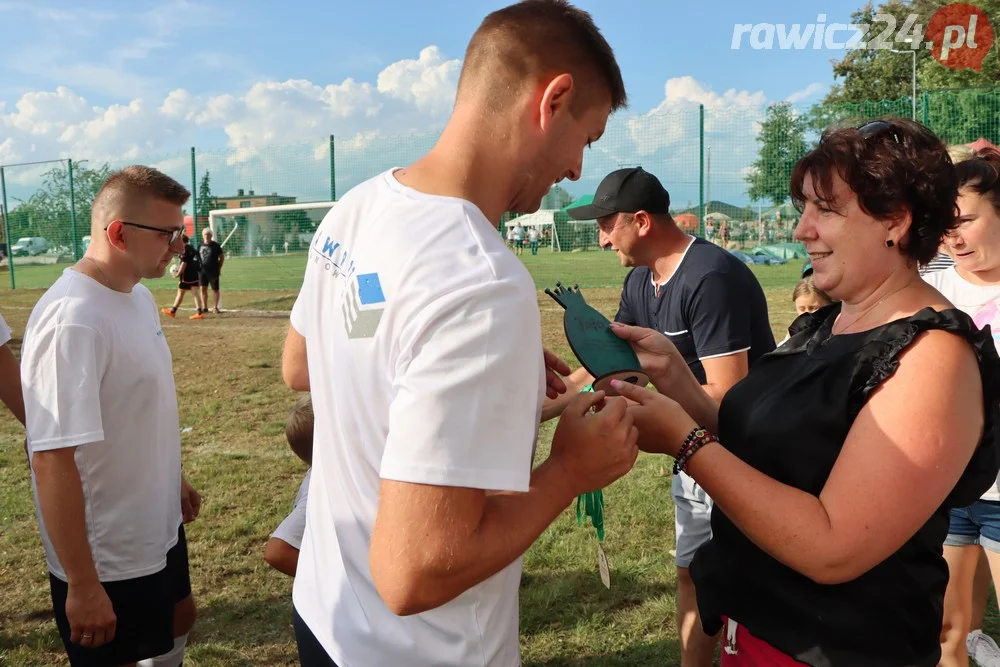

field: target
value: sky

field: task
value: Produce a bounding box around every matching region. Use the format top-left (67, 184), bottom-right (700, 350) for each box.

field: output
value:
top-left (0, 0), bottom-right (877, 207)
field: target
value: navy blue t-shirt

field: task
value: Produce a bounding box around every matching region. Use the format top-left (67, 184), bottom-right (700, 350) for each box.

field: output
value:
top-left (615, 238), bottom-right (775, 384)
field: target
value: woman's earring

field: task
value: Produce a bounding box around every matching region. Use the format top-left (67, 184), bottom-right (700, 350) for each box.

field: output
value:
top-left (886, 239), bottom-right (895, 248)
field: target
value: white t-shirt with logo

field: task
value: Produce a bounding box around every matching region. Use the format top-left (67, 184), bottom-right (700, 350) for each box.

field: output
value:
top-left (290, 169), bottom-right (545, 667)
top-left (21, 269), bottom-right (183, 581)
top-left (0, 312), bottom-right (11, 346)
top-left (925, 266), bottom-right (1000, 501)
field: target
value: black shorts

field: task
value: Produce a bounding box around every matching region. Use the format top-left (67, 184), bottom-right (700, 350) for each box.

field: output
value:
top-left (198, 272), bottom-right (220, 290)
top-left (178, 277), bottom-right (198, 291)
top-left (49, 524), bottom-right (191, 667)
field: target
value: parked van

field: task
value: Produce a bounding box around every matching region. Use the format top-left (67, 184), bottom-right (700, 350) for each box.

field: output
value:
top-left (11, 237), bottom-right (48, 256)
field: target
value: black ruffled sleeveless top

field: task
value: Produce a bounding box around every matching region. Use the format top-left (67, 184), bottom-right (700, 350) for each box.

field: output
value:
top-left (690, 305), bottom-right (1000, 667)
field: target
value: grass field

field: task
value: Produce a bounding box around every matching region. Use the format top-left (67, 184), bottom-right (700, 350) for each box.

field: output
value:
top-left (0, 252), bottom-right (958, 666)
top-left (1, 248), bottom-right (808, 294)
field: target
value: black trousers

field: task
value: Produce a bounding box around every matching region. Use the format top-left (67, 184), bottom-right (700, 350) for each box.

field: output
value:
top-left (293, 607), bottom-right (338, 667)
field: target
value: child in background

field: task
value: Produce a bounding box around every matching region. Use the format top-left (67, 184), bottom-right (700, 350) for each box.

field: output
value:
top-left (779, 276), bottom-right (833, 345)
top-left (264, 393), bottom-right (314, 577)
top-left (792, 275), bottom-right (832, 316)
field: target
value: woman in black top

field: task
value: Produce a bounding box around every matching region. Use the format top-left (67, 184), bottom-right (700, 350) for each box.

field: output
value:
top-left (608, 119), bottom-right (1000, 666)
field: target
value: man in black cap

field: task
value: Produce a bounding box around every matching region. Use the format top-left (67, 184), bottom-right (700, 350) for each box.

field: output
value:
top-left (545, 166), bottom-right (775, 667)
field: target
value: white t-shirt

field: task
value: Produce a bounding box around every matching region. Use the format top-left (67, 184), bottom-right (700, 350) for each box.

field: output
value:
top-left (528, 228), bottom-right (540, 241)
top-left (0, 312), bottom-right (11, 346)
top-left (290, 169), bottom-right (545, 667)
top-left (925, 266), bottom-right (1000, 501)
top-left (271, 467), bottom-right (310, 550)
top-left (21, 269), bottom-right (183, 581)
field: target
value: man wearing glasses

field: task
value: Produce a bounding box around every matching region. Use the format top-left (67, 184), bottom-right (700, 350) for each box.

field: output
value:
top-left (21, 165), bottom-right (201, 667)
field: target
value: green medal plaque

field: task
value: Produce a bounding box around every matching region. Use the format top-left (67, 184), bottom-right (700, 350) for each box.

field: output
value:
top-left (545, 282), bottom-right (648, 396)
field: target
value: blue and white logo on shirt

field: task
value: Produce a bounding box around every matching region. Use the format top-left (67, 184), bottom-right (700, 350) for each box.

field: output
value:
top-left (344, 272), bottom-right (386, 339)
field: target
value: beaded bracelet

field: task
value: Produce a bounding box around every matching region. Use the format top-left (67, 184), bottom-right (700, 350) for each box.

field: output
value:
top-left (675, 427), bottom-right (707, 462)
top-left (673, 426), bottom-right (718, 475)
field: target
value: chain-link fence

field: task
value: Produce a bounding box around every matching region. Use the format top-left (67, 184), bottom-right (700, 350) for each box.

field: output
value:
top-left (2, 86), bottom-right (998, 289)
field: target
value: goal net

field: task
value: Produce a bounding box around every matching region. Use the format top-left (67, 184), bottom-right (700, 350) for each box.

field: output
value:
top-left (208, 201), bottom-right (335, 257)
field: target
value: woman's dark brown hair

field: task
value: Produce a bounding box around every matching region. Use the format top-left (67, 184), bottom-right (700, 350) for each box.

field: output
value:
top-left (956, 147), bottom-right (1000, 213)
top-left (790, 118), bottom-right (959, 265)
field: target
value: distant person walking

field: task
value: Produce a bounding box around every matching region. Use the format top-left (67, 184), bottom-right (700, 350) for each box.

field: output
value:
top-left (162, 234), bottom-right (204, 320)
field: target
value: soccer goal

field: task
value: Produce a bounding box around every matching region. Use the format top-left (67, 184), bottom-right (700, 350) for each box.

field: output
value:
top-left (208, 201), bottom-right (335, 257)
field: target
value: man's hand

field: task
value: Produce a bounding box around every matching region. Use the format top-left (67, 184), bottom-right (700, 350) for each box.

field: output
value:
top-left (543, 348), bottom-right (571, 399)
top-left (549, 391), bottom-right (639, 495)
top-left (181, 476), bottom-right (201, 524)
top-left (66, 580), bottom-right (116, 648)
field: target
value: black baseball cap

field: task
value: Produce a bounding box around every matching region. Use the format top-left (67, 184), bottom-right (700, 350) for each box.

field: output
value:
top-left (566, 167), bottom-right (670, 220)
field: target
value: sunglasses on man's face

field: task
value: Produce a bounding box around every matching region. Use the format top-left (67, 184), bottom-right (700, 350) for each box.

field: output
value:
top-left (106, 221), bottom-right (184, 245)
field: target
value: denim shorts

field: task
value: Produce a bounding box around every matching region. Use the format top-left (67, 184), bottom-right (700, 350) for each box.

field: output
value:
top-left (944, 500), bottom-right (1000, 553)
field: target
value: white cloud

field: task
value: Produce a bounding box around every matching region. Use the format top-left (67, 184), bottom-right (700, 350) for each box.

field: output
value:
top-left (785, 82), bottom-right (826, 104)
top-left (376, 46), bottom-right (460, 115)
top-left (0, 56), bottom-right (798, 209)
top-left (0, 45), bottom-right (459, 166)
top-left (627, 76), bottom-right (768, 156)
top-left (5, 87), bottom-right (93, 136)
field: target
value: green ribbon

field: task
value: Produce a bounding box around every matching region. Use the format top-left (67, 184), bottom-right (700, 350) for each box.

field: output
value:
top-left (575, 382), bottom-right (604, 542)
top-left (576, 490), bottom-right (604, 541)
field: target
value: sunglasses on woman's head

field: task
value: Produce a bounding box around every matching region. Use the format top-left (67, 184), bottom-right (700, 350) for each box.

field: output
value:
top-left (856, 120), bottom-right (901, 144)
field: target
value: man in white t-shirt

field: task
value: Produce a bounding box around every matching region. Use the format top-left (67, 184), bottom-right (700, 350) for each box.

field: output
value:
top-left (0, 311), bottom-right (25, 427)
top-left (280, 3), bottom-right (634, 666)
top-left (21, 166), bottom-right (201, 667)
top-left (528, 225), bottom-right (541, 255)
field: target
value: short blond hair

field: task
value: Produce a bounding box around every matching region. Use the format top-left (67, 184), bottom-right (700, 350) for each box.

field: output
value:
top-left (285, 393), bottom-right (314, 465)
top-left (92, 165), bottom-right (189, 226)
top-left (792, 275), bottom-right (832, 305)
top-left (948, 144), bottom-right (976, 164)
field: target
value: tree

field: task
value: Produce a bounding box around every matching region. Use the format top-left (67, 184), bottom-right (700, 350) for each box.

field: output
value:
top-left (823, 2), bottom-right (925, 106)
top-left (911, 0), bottom-right (1000, 91)
top-left (196, 171), bottom-right (219, 222)
top-left (745, 103), bottom-right (810, 207)
top-left (541, 185), bottom-right (573, 210)
top-left (11, 161), bottom-right (111, 253)
top-left (822, 0), bottom-right (999, 107)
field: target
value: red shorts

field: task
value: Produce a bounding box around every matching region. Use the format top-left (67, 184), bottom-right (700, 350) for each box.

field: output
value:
top-left (719, 617), bottom-right (809, 667)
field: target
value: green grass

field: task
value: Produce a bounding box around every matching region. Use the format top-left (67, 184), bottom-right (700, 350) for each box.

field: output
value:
top-left (2, 248), bottom-right (804, 294)
top-left (0, 253), bottom-right (839, 666)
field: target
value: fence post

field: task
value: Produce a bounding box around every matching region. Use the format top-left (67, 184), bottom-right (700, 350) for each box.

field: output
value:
top-left (68, 159), bottom-right (79, 260)
top-left (329, 134), bottom-right (336, 201)
top-left (1, 167), bottom-right (15, 290)
top-left (922, 92), bottom-right (929, 127)
top-left (190, 147), bottom-right (198, 238)
top-left (698, 104), bottom-right (705, 239)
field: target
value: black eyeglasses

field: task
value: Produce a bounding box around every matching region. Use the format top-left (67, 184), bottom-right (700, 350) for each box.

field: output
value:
top-left (106, 221), bottom-right (184, 245)
top-left (857, 120), bottom-right (901, 144)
